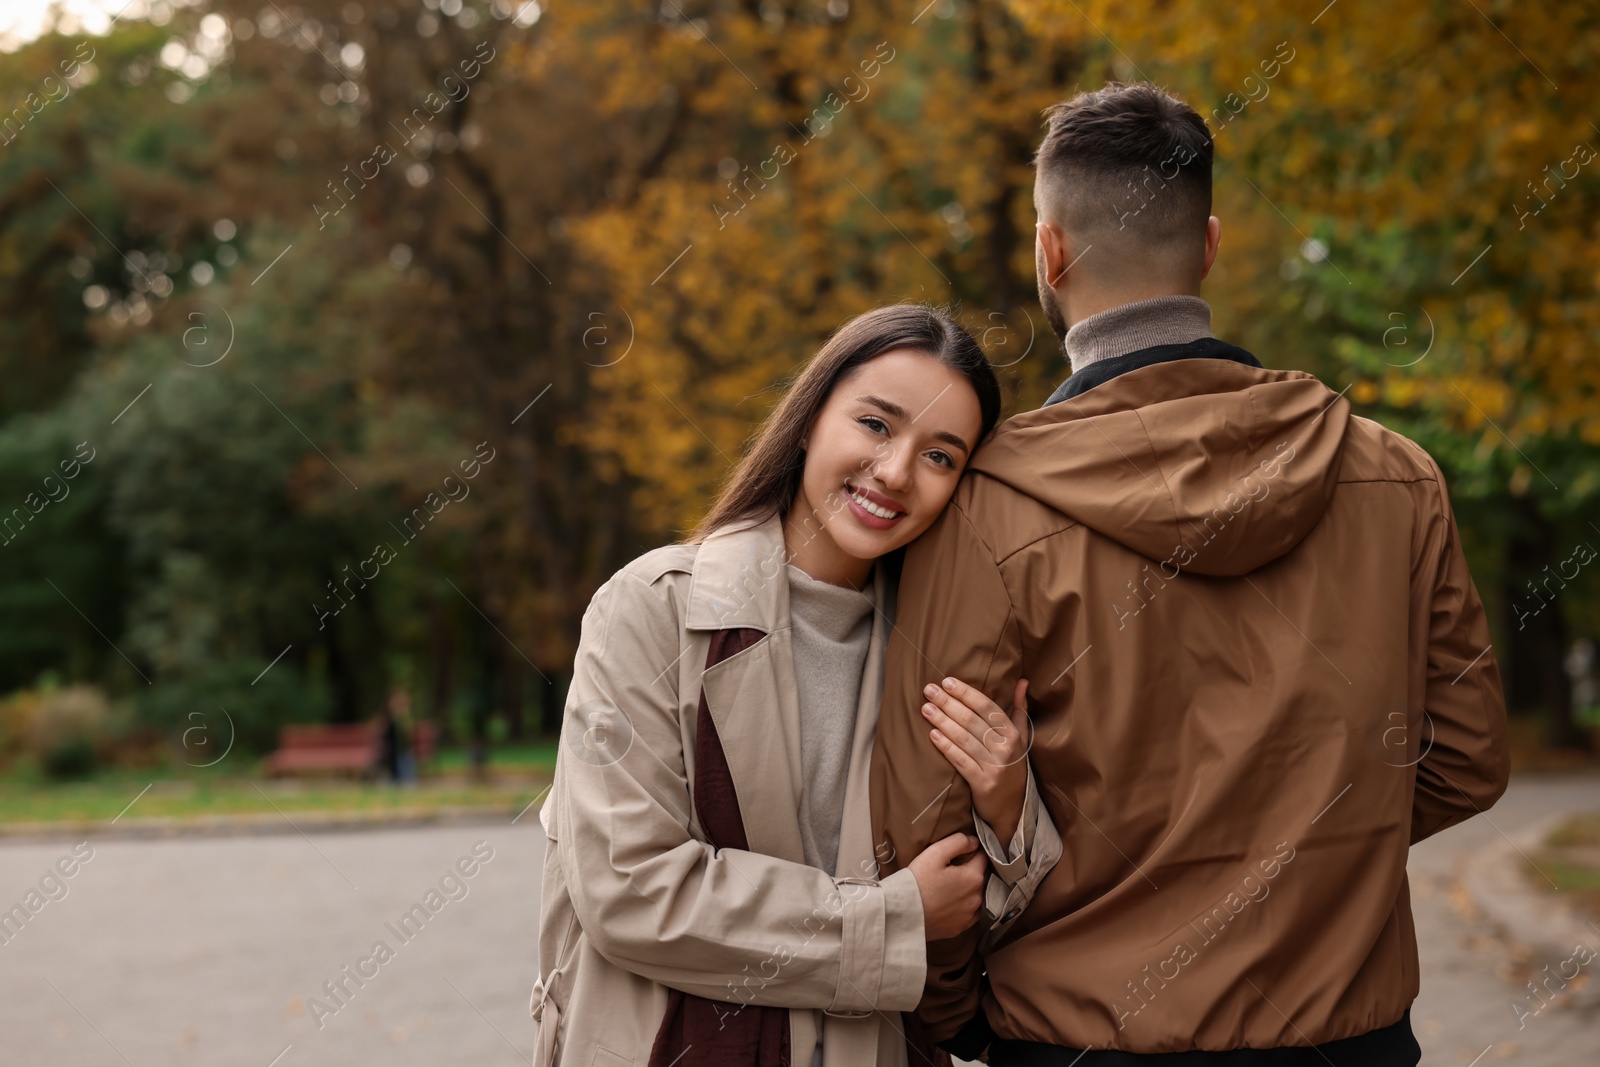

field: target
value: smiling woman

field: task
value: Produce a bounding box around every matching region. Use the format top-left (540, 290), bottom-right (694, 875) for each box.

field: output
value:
top-left (785, 349), bottom-right (983, 588)
top-left (528, 304), bottom-right (1067, 1067)
top-left (692, 304), bottom-right (1001, 587)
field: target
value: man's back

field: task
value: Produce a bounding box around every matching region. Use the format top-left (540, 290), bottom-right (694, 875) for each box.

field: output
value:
top-left (869, 355), bottom-right (1509, 1059)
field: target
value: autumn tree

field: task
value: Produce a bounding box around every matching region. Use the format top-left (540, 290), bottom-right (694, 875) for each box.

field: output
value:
top-left (545, 0), bottom-right (1091, 533)
top-left (1012, 0), bottom-right (1600, 743)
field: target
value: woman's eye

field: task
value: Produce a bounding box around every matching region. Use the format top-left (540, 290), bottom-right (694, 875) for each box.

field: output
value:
top-left (859, 416), bottom-right (889, 434)
top-left (927, 450), bottom-right (955, 469)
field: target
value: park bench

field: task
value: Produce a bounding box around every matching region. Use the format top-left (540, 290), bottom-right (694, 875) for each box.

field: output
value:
top-left (263, 723), bottom-right (380, 778)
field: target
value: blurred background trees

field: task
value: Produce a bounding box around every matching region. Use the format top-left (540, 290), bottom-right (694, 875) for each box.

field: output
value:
top-left (0, 0), bottom-right (1595, 766)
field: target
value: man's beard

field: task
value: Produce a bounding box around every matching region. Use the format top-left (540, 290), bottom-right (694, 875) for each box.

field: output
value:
top-left (1036, 254), bottom-right (1069, 346)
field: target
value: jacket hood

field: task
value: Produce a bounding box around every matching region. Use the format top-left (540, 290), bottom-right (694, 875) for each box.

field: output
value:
top-left (969, 359), bottom-right (1351, 577)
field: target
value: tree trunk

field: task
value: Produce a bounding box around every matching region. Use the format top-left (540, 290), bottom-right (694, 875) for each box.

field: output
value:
top-left (468, 635), bottom-right (497, 779)
top-left (538, 670), bottom-right (565, 737)
top-left (504, 661), bottom-right (524, 741)
top-left (324, 628), bottom-right (358, 724)
top-left (427, 588), bottom-right (455, 744)
top-left (1503, 497), bottom-right (1587, 749)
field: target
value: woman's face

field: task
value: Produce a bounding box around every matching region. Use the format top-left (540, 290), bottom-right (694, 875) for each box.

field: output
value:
top-left (788, 348), bottom-right (984, 585)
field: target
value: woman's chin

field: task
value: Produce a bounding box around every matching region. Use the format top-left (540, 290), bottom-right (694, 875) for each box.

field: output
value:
top-left (836, 519), bottom-right (925, 562)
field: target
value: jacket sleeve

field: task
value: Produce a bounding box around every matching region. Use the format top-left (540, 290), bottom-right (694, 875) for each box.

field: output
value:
top-left (870, 501), bottom-right (1027, 1043)
top-left (1410, 456), bottom-right (1511, 844)
top-left (550, 568), bottom-right (927, 1014)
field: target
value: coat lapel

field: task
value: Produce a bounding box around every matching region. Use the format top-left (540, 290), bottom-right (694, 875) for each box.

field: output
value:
top-left (685, 519), bottom-right (905, 1067)
top-left (689, 516), bottom-right (807, 866)
top-left (699, 638), bottom-right (807, 864)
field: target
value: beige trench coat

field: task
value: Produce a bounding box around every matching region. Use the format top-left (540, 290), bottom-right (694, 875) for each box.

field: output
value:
top-left (530, 516), bottom-right (1059, 1067)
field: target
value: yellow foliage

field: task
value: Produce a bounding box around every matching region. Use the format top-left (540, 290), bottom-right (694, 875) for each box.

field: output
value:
top-left (536, 1), bottom-right (1599, 525)
top-left (1020, 0), bottom-right (1600, 460)
top-left (541, 1), bottom-right (1088, 532)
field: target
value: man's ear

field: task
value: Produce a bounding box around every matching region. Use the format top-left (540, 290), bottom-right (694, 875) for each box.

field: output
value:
top-left (1036, 220), bottom-right (1077, 288)
top-left (1200, 216), bottom-right (1222, 281)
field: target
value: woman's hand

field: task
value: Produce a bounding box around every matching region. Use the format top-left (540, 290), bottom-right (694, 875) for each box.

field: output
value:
top-left (906, 832), bottom-right (988, 941)
top-left (922, 677), bottom-right (1032, 844)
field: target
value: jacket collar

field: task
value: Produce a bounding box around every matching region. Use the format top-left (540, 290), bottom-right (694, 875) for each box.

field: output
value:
top-left (685, 514), bottom-right (792, 632)
top-left (1044, 336), bottom-right (1263, 407)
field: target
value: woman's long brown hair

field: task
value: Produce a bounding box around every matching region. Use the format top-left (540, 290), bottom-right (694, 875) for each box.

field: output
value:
top-left (690, 304), bottom-right (1001, 542)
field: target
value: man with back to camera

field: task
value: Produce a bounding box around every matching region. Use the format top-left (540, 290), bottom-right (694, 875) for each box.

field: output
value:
top-left (869, 82), bottom-right (1509, 1066)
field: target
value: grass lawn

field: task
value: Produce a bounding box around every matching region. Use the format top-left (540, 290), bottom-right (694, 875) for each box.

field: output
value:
top-left (432, 739), bottom-right (560, 772)
top-left (0, 742), bottom-right (558, 828)
top-left (1545, 811), bottom-right (1600, 848)
top-left (1530, 812), bottom-right (1600, 922)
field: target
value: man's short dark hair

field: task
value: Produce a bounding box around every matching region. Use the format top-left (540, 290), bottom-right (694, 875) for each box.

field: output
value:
top-left (1034, 83), bottom-right (1213, 253)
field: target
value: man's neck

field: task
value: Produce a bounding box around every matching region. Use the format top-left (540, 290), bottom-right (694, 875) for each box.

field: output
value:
top-left (1064, 294), bottom-right (1213, 372)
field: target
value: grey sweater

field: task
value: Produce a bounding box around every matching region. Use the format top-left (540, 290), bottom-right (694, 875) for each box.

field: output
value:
top-left (1064, 293), bottom-right (1214, 372)
top-left (786, 563), bottom-right (875, 875)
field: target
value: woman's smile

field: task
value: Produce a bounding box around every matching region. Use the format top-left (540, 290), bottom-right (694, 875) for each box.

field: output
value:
top-left (845, 481), bottom-right (907, 528)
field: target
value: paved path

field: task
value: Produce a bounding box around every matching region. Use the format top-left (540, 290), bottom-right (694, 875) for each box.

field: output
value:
top-left (1, 774), bottom-right (1597, 1066)
top-left (0, 816), bottom-right (549, 1066)
top-left (1407, 773), bottom-right (1600, 1065)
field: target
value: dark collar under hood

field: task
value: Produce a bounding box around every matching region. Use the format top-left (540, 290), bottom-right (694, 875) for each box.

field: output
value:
top-left (1046, 337), bottom-right (1262, 405)
top-left (971, 357), bottom-right (1352, 577)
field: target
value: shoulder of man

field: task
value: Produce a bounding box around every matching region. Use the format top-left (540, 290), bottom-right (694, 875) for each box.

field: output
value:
top-left (1335, 414), bottom-right (1444, 490)
top-left (948, 467), bottom-right (1082, 566)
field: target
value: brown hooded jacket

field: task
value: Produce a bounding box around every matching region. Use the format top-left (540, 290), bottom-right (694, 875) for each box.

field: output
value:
top-left (870, 354), bottom-right (1510, 1058)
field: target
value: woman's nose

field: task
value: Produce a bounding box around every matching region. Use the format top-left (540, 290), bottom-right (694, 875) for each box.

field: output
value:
top-left (875, 446), bottom-right (914, 491)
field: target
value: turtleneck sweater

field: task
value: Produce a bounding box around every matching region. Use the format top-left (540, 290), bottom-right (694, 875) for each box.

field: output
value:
top-left (1064, 293), bottom-right (1213, 372)
top-left (786, 563), bottom-right (875, 876)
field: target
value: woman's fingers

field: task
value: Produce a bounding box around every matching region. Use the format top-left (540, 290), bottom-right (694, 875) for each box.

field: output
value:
top-left (925, 831), bottom-right (981, 864)
top-left (923, 681), bottom-right (983, 733)
top-left (923, 700), bottom-right (990, 763)
top-left (928, 677), bottom-right (1031, 760)
top-left (934, 678), bottom-right (1010, 739)
top-left (952, 676), bottom-right (1031, 756)
top-left (929, 727), bottom-right (982, 781)
top-left (924, 687), bottom-right (997, 759)
top-left (935, 677), bottom-right (993, 719)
